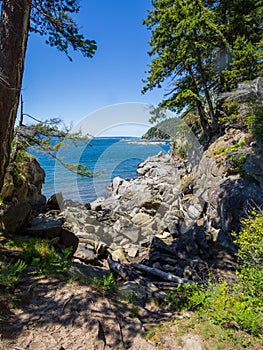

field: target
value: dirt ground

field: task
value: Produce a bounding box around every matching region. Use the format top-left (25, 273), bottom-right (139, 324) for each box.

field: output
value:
top-left (0, 263), bottom-right (203, 350)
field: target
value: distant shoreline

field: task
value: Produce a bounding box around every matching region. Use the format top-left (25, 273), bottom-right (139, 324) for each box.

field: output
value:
top-left (121, 138), bottom-right (169, 145)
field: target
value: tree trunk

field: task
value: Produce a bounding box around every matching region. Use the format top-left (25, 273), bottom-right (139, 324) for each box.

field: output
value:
top-left (193, 30), bottom-right (218, 132)
top-left (0, 0), bottom-right (31, 193)
top-left (188, 64), bottom-right (211, 136)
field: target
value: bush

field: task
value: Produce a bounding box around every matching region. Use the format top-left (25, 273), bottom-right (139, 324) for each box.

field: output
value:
top-left (244, 104), bottom-right (263, 140)
top-left (92, 272), bottom-right (117, 293)
top-left (233, 210), bottom-right (263, 298)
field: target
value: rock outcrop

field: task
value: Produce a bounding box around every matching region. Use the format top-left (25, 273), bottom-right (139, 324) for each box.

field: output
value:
top-left (23, 128), bottom-right (263, 285)
top-left (0, 155), bottom-right (46, 234)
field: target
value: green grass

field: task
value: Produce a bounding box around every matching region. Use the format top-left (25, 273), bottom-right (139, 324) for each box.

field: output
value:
top-left (146, 315), bottom-right (263, 349)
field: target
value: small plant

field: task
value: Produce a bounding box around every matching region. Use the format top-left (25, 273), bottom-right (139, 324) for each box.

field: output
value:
top-left (6, 238), bottom-right (73, 276)
top-left (179, 174), bottom-right (194, 192)
top-left (229, 153), bottom-right (247, 176)
top-left (93, 272), bottom-right (117, 293)
top-left (212, 139), bottom-right (245, 156)
top-left (0, 259), bottom-right (27, 291)
top-left (220, 101), bottom-right (240, 126)
top-left (166, 282), bottom-right (198, 310)
top-left (244, 103), bottom-right (263, 139)
top-left (212, 139), bottom-right (248, 175)
top-left (30, 246), bottom-right (73, 275)
top-left (126, 292), bottom-right (138, 304)
top-left (177, 145), bottom-right (188, 159)
top-left (15, 150), bottom-right (33, 162)
top-left (145, 323), bottom-right (164, 344)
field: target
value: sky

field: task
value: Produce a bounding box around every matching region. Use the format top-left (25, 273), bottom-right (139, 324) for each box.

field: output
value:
top-left (22, 1), bottom-right (166, 136)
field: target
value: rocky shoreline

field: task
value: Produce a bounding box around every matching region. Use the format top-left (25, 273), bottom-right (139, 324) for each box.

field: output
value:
top-left (14, 128), bottom-right (263, 295)
top-left (1, 127), bottom-right (263, 350)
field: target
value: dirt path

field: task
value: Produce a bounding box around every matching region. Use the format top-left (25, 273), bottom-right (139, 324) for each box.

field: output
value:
top-left (0, 263), bottom-right (203, 350)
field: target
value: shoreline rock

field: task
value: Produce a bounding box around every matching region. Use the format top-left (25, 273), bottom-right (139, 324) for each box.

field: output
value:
top-left (0, 156), bottom-right (46, 234)
top-left (19, 128), bottom-right (263, 286)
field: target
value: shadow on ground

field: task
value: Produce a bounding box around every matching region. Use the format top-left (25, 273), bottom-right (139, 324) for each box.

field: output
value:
top-left (0, 262), bottom-right (174, 350)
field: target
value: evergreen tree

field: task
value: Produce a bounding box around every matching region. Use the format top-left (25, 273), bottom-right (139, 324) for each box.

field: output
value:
top-left (142, 0), bottom-right (225, 135)
top-left (143, 0), bottom-right (263, 135)
top-left (208, 0), bottom-right (263, 91)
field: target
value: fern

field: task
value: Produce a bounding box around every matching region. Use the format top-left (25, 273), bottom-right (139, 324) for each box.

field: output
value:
top-left (0, 259), bottom-right (27, 289)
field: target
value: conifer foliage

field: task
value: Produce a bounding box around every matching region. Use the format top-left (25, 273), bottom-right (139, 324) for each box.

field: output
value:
top-left (143, 0), bottom-right (263, 134)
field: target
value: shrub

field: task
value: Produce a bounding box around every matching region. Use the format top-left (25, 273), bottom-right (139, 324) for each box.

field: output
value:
top-left (233, 210), bottom-right (263, 298)
top-left (244, 104), bottom-right (263, 139)
top-left (92, 272), bottom-right (117, 293)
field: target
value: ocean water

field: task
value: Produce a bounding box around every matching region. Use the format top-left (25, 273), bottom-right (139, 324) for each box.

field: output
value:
top-left (31, 137), bottom-right (170, 204)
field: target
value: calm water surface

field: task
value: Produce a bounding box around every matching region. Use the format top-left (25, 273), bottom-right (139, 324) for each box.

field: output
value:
top-left (31, 137), bottom-right (169, 203)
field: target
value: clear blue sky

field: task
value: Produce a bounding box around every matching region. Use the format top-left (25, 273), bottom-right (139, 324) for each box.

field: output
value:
top-left (22, 0), bottom-right (164, 134)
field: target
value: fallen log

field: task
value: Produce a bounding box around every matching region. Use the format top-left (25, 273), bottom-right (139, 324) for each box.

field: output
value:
top-left (107, 254), bottom-right (167, 300)
top-left (107, 253), bottom-right (140, 281)
top-left (131, 263), bottom-right (192, 284)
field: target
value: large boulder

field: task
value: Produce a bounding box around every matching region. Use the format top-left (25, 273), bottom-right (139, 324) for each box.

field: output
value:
top-left (0, 202), bottom-right (32, 234)
top-left (21, 214), bottom-right (64, 238)
top-left (46, 192), bottom-right (64, 211)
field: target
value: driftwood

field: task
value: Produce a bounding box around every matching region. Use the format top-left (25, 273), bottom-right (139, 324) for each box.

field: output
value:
top-left (107, 253), bottom-right (140, 281)
top-left (107, 254), bottom-right (167, 300)
top-left (132, 262), bottom-right (192, 284)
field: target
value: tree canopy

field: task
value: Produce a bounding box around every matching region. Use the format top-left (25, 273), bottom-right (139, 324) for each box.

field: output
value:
top-left (142, 0), bottom-right (263, 135)
top-left (30, 0), bottom-right (96, 60)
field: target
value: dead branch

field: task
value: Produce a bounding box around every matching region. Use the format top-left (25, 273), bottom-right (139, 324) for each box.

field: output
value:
top-left (131, 263), bottom-right (192, 284)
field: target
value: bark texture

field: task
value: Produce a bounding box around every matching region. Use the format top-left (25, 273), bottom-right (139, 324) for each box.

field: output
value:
top-left (0, 0), bottom-right (31, 193)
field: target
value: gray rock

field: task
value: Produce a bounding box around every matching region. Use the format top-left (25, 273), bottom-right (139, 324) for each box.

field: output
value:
top-left (111, 248), bottom-right (128, 263)
top-left (120, 238), bottom-right (129, 246)
top-left (75, 242), bottom-right (96, 262)
top-left (156, 231), bottom-right (171, 239)
top-left (118, 281), bottom-right (147, 306)
top-left (244, 153), bottom-right (263, 191)
top-left (187, 205), bottom-right (202, 220)
top-left (90, 197), bottom-right (105, 211)
top-left (126, 246), bottom-right (139, 258)
top-left (56, 229), bottom-right (79, 257)
top-left (122, 227), bottom-right (140, 243)
top-left (131, 212), bottom-right (152, 226)
top-left (84, 224), bottom-right (96, 233)
top-left (22, 214), bottom-right (64, 238)
top-left (173, 229), bottom-right (199, 260)
top-left (0, 202), bottom-right (32, 234)
top-left (150, 236), bottom-right (174, 255)
top-left (46, 192), bottom-right (63, 211)
top-left (111, 176), bottom-right (124, 195)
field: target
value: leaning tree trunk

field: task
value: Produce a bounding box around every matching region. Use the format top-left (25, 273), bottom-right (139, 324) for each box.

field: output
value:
top-left (187, 63), bottom-right (211, 136)
top-left (0, 0), bottom-right (31, 193)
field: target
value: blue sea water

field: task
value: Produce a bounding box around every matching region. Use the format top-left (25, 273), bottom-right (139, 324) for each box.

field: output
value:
top-left (31, 137), bottom-right (170, 204)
